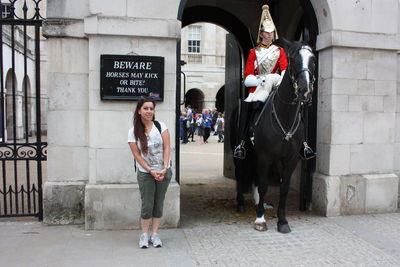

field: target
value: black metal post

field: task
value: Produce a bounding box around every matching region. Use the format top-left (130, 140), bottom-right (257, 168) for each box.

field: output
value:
top-left (34, 22), bottom-right (43, 220)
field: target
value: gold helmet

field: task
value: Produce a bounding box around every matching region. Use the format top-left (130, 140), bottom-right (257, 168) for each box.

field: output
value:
top-left (257, 5), bottom-right (278, 43)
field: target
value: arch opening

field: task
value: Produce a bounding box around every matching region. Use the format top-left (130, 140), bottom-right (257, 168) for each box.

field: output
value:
top-left (184, 88), bottom-right (204, 113)
top-left (177, 0), bottom-right (320, 216)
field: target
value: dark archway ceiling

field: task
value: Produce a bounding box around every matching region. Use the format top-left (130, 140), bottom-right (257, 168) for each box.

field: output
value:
top-left (181, 6), bottom-right (253, 56)
top-left (179, 0), bottom-right (319, 51)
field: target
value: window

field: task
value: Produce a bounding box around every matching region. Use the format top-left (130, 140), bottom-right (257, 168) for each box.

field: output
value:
top-left (1, 3), bottom-right (12, 19)
top-left (188, 26), bottom-right (201, 53)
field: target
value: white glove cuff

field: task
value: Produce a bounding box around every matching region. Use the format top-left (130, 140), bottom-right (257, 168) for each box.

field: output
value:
top-left (244, 75), bottom-right (259, 87)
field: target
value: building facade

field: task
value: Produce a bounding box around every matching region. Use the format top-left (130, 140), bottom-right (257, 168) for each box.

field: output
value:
top-left (37, 0), bottom-right (399, 229)
top-left (180, 23), bottom-right (227, 112)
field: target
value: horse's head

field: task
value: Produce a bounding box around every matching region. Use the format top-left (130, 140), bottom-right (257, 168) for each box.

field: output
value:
top-left (275, 38), bottom-right (316, 104)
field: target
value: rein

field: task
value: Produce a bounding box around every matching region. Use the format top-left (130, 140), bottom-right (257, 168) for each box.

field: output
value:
top-left (271, 93), bottom-right (302, 141)
top-left (270, 46), bottom-right (313, 141)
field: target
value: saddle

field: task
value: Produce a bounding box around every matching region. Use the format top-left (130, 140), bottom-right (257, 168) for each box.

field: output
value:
top-left (246, 90), bottom-right (316, 160)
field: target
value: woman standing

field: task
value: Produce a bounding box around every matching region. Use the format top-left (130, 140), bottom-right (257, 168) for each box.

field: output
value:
top-left (128, 97), bottom-right (171, 248)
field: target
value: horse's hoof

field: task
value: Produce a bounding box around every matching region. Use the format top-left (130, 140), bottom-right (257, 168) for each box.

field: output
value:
top-left (236, 205), bottom-right (245, 213)
top-left (254, 222), bottom-right (268, 231)
top-left (277, 223), bottom-right (291, 233)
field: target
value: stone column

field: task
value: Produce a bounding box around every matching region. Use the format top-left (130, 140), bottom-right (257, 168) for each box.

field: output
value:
top-left (43, 0), bottom-right (181, 229)
top-left (42, 0), bottom-right (90, 224)
top-left (312, 0), bottom-right (399, 216)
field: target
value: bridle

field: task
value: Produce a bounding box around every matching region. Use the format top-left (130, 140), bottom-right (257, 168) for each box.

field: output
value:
top-left (271, 45), bottom-right (315, 141)
top-left (287, 45), bottom-right (315, 105)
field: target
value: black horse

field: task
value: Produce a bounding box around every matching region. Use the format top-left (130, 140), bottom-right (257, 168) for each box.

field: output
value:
top-left (231, 38), bottom-right (316, 233)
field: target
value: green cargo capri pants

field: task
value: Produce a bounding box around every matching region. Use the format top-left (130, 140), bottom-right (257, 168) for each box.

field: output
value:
top-left (137, 168), bottom-right (172, 219)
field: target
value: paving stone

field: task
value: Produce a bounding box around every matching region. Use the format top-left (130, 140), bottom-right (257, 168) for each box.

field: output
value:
top-left (1, 137), bottom-right (400, 266)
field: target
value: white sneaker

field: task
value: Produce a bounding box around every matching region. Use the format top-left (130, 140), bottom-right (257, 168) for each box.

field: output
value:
top-left (150, 233), bottom-right (162, 248)
top-left (139, 233), bottom-right (149, 249)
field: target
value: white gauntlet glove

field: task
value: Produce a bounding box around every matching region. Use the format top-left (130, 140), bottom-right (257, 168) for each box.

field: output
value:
top-left (244, 75), bottom-right (266, 87)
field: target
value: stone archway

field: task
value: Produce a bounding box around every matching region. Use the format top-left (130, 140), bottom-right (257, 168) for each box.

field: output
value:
top-left (185, 88), bottom-right (204, 113)
top-left (178, 0), bottom-right (321, 210)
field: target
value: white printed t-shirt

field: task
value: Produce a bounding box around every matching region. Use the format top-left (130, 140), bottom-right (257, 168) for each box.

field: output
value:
top-left (128, 121), bottom-right (169, 173)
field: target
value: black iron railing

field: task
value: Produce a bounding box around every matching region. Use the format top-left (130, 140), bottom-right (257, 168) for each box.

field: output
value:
top-left (0, 0), bottom-right (45, 220)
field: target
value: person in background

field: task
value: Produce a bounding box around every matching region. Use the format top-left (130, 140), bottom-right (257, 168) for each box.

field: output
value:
top-left (212, 108), bottom-right (218, 135)
top-left (216, 112), bottom-right (225, 143)
top-left (203, 109), bottom-right (212, 143)
top-left (196, 113), bottom-right (205, 145)
top-left (187, 112), bottom-right (196, 142)
top-left (186, 105), bottom-right (192, 119)
top-left (179, 112), bottom-right (185, 141)
top-left (182, 112), bottom-right (189, 144)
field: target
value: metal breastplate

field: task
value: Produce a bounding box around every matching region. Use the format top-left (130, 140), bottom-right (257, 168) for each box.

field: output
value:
top-left (255, 45), bottom-right (280, 75)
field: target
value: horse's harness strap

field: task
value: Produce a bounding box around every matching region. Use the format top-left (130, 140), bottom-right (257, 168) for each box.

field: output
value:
top-left (272, 97), bottom-right (302, 141)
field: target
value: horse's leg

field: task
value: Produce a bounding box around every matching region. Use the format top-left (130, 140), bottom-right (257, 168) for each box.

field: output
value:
top-left (252, 184), bottom-right (259, 205)
top-left (236, 180), bottom-right (245, 213)
top-left (254, 181), bottom-right (268, 231)
top-left (249, 151), bottom-right (260, 206)
top-left (277, 160), bottom-right (298, 233)
top-left (253, 158), bottom-right (270, 231)
top-left (235, 159), bottom-right (246, 213)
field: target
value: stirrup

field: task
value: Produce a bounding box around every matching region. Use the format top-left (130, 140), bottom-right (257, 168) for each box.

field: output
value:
top-left (234, 141), bottom-right (246, 159)
top-left (302, 142), bottom-right (316, 160)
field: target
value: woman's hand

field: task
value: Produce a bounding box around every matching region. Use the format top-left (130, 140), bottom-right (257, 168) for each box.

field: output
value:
top-left (150, 168), bottom-right (167, 181)
top-left (156, 168), bottom-right (167, 181)
top-left (149, 170), bottom-right (161, 181)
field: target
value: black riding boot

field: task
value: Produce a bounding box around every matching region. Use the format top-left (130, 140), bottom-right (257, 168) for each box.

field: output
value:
top-left (234, 101), bottom-right (252, 159)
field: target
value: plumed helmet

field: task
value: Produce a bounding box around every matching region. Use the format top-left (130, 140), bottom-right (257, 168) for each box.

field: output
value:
top-left (257, 5), bottom-right (278, 43)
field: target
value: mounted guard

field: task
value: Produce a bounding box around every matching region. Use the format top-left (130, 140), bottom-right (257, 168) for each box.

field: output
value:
top-left (231, 5), bottom-right (318, 233)
top-left (233, 5), bottom-right (288, 159)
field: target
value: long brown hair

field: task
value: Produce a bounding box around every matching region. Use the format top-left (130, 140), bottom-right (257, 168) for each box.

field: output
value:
top-left (133, 97), bottom-right (156, 155)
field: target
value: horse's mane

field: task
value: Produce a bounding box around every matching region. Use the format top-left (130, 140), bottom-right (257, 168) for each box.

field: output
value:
top-left (274, 39), bottom-right (312, 61)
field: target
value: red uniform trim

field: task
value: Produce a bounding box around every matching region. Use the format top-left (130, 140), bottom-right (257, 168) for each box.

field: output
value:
top-left (244, 46), bottom-right (288, 93)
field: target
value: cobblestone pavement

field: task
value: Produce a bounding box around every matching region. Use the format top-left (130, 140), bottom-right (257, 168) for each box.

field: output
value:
top-left (180, 176), bottom-right (400, 266)
top-left (179, 135), bottom-right (400, 266)
top-left (0, 135), bottom-right (399, 266)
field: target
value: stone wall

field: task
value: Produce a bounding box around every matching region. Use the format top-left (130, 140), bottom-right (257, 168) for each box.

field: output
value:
top-left (43, 0), bottom-right (181, 229)
top-left (42, 0), bottom-right (400, 227)
top-left (312, 0), bottom-right (400, 216)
